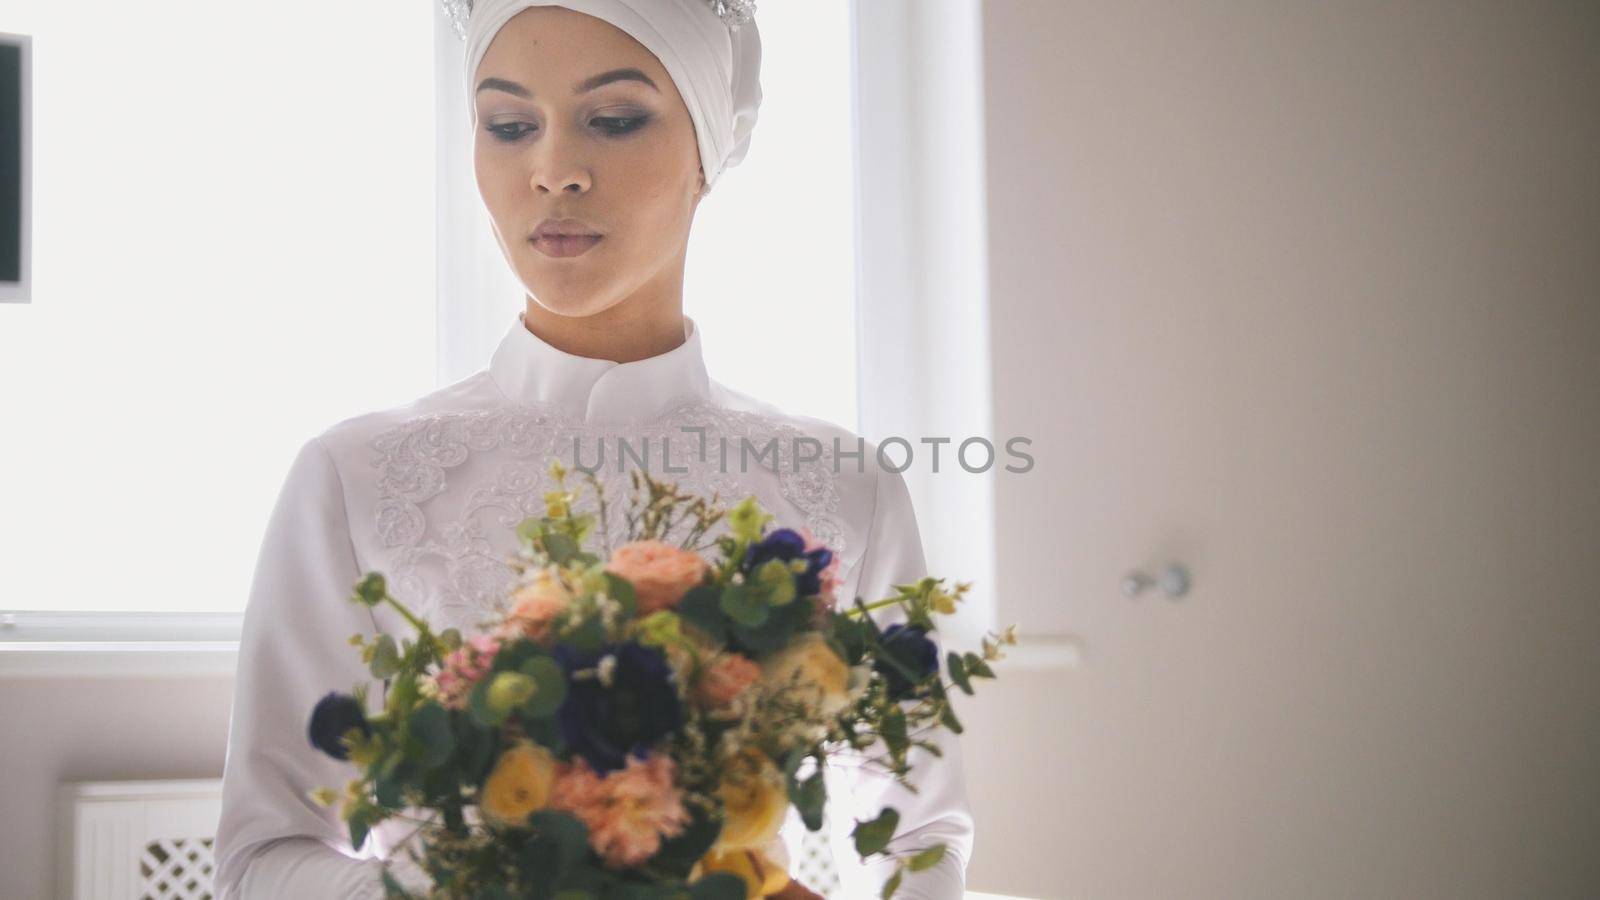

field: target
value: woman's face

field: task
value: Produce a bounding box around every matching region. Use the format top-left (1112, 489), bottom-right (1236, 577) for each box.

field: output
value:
top-left (473, 6), bottom-right (705, 319)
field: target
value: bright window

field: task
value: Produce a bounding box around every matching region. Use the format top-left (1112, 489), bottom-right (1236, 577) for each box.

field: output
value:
top-left (0, 1), bottom-right (437, 613)
top-left (0, 0), bottom-right (857, 615)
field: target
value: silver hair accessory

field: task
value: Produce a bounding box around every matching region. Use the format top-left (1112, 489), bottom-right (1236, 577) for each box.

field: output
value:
top-left (439, 0), bottom-right (756, 41)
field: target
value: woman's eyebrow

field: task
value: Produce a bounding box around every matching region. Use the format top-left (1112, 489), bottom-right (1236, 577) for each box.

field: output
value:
top-left (475, 68), bottom-right (660, 99)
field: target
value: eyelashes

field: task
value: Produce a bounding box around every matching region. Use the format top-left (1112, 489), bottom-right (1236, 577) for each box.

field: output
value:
top-left (485, 116), bottom-right (651, 142)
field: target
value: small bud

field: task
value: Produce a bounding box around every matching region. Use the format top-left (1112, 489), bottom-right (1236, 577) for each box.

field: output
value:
top-left (486, 672), bottom-right (538, 714)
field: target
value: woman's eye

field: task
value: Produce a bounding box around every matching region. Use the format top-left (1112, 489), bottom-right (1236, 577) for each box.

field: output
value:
top-left (593, 115), bottom-right (649, 136)
top-left (487, 122), bottom-right (533, 142)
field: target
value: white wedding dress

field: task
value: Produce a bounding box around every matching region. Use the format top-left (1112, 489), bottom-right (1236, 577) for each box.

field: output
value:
top-left (213, 310), bottom-right (975, 899)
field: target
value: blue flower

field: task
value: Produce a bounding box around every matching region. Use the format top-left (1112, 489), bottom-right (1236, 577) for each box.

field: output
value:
top-left (552, 640), bottom-right (683, 774)
top-left (742, 527), bottom-right (833, 598)
top-left (874, 624), bottom-right (940, 700)
top-left (308, 692), bottom-right (370, 761)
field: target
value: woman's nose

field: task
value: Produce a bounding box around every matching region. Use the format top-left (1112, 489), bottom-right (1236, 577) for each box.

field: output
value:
top-left (529, 128), bottom-right (592, 194)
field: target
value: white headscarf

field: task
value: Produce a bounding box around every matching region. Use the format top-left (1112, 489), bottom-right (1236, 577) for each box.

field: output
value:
top-left (464, 0), bottom-right (762, 193)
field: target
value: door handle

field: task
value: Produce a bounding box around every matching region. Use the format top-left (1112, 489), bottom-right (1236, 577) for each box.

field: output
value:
top-left (1122, 562), bottom-right (1191, 600)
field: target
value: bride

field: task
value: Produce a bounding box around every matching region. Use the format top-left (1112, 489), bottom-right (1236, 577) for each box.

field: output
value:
top-left (213, 1), bottom-right (974, 897)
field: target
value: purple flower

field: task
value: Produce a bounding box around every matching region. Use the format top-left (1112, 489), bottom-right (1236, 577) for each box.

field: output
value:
top-left (875, 624), bottom-right (940, 700)
top-left (552, 641), bottom-right (683, 774)
top-left (308, 692), bottom-right (370, 761)
top-left (742, 527), bottom-right (834, 598)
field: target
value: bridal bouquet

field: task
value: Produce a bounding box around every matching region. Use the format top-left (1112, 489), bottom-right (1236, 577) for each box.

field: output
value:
top-left (307, 460), bottom-right (1015, 900)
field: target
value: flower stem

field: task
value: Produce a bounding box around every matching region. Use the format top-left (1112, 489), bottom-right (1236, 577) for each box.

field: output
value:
top-left (843, 596), bottom-right (903, 618)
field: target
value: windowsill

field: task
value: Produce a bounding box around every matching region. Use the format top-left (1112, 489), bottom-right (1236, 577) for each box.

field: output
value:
top-left (0, 611), bottom-right (241, 678)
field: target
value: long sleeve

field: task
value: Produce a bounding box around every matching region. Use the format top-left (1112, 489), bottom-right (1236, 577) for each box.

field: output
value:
top-left (215, 436), bottom-right (422, 900)
top-left (826, 462), bottom-right (976, 900)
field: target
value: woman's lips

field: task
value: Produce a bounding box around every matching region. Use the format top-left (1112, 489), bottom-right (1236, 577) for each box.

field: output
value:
top-left (530, 234), bottom-right (603, 258)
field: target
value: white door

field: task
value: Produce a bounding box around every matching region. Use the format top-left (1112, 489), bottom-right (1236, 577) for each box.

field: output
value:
top-left (963, 4), bottom-right (1600, 898)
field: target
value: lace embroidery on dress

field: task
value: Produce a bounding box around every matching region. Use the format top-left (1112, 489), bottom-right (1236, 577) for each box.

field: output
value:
top-left (370, 400), bottom-right (847, 633)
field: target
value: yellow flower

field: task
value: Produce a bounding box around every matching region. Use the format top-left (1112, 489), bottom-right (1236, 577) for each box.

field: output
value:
top-left (714, 748), bottom-right (789, 853)
top-left (480, 741), bottom-right (558, 826)
top-left (694, 844), bottom-right (791, 898)
top-left (760, 632), bottom-right (852, 718)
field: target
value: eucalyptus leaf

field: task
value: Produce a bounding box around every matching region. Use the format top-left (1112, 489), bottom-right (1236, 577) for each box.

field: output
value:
top-left (677, 584), bottom-right (728, 641)
top-left (964, 652), bottom-right (996, 679)
top-left (519, 655), bottom-right (568, 719)
top-left (853, 807), bottom-right (900, 857)
top-left (908, 844), bottom-right (947, 872)
top-left (879, 867), bottom-right (904, 899)
top-left (720, 582), bottom-right (770, 627)
top-left (947, 651), bottom-right (973, 696)
top-left (468, 678), bottom-right (507, 728)
top-left (407, 701), bottom-right (454, 768)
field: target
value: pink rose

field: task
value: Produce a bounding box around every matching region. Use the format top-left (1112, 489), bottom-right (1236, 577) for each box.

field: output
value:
top-left (605, 540), bottom-right (710, 615)
top-left (694, 652), bottom-right (762, 710)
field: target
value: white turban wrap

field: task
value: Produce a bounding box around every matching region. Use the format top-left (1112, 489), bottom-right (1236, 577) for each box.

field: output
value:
top-left (464, 0), bottom-right (763, 193)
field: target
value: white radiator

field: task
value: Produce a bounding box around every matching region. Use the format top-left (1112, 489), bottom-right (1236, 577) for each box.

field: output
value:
top-left (56, 779), bottom-right (223, 900)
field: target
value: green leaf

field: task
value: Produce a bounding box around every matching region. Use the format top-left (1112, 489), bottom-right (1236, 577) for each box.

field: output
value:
top-left (939, 702), bottom-right (965, 735)
top-left (602, 571), bottom-right (639, 619)
top-left (370, 634), bottom-right (401, 679)
top-left (407, 701), bottom-right (454, 768)
top-left (729, 595), bottom-right (815, 659)
top-left (964, 652), bottom-right (996, 679)
top-left (468, 678), bottom-right (507, 728)
top-left (636, 610), bottom-right (682, 648)
top-left (754, 558), bottom-right (796, 607)
top-left (881, 705), bottom-right (909, 761)
top-left (688, 873), bottom-right (748, 900)
top-left (908, 844), bottom-right (946, 871)
top-left (879, 866), bottom-right (904, 899)
top-left (720, 582), bottom-right (770, 627)
top-left (529, 809), bottom-right (590, 874)
top-left (373, 769), bottom-right (402, 808)
top-left (829, 615), bottom-right (870, 665)
top-left (543, 532), bottom-right (581, 564)
top-left (515, 516), bottom-right (544, 545)
top-left (348, 805), bottom-right (377, 850)
top-left (651, 806), bottom-right (723, 878)
top-left (519, 655), bottom-right (568, 719)
top-left (852, 807), bottom-right (900, 857)
top-left (947, 651), bottom-right (973, 696)
top-left (791, 768), bottom-right (826, 831)
top-left (677, 584), bottom-right (728, 641)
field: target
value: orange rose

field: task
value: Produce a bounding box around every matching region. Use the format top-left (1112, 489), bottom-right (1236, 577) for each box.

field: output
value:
top-left (500, 568), bottom-right (572, 641)
top-left (605, 540), bottom-right (709, 614)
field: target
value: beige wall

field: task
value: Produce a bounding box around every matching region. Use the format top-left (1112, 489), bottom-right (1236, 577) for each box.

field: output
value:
top-left (0, 676), bottom-right (234, 899)
top-left (972, 1), bottom-right (1599, 897)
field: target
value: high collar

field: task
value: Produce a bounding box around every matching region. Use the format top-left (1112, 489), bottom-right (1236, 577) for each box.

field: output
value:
top-left (487, 310), bottom-right (713, 424)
